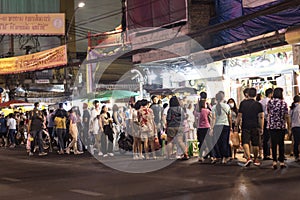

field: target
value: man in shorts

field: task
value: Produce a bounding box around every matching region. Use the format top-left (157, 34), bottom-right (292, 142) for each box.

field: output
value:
top-left (237, 88), bottom-right (264, 167)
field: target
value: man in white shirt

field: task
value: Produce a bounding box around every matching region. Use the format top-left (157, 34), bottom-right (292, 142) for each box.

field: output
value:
top-left (259, 88), bottom-right (273, 160)
top-left (89, 100), bottom-right (102, 155)
top-left (7, 113), bottom-right (17, 148)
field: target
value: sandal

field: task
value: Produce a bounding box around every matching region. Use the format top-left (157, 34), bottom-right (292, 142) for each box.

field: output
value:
top-left (272, 162), bottom-right (278, 170)
top-left (181, 154), bottom-right (189, 160)
top-left (280, 163), bottom-right (287, 169)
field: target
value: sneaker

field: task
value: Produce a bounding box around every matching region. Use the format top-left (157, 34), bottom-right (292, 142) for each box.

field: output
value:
top-left (74, 151), bottom-right (83, 155)
top-left (103, 154), bottom-right (108, 157)
top-left (244, 159), bottom-right (253, 167)
top-left (108, 153), bottom-right (114, 157)
top-left (181, 154), bottom-right (189, 160)
top-left (253, 160), bottom-right (261, 167)
top-left (38, 152), bottom-right (47, 156)
top-left (29, 152), bottom-right (34, 156)
top-left (98, 151), bottom-right (103, 156)
top-left (198, 158), bottom-right (205, 163)
top-left (295, 157), bottom-right (300, 162)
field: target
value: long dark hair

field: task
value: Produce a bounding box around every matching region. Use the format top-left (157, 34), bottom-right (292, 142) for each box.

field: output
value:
top-left (198, 99), bottom-right (206, 113)
top-left (216, 92), bottom-right (224, 116)
top-left (291, 95), bottom-right (300, 110)
top-left (100, 105), bottom-right (107, 115)
top-left (169, 96), bottom-right (180, 107)
top-left (227, 98), bottom-right (238, 115)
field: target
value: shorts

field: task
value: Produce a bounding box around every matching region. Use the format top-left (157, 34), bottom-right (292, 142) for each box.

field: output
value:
top-left (0, 131), bottom-right (7, 137)
top-left (140, 131), bottom-right (155, 142)
top-left (166, 127), bottom-right (183, 138)
top-left (242, 128), bottom-right (259, 146)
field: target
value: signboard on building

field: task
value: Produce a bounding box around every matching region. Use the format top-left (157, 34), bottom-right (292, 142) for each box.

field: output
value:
top-left (0, 45), bottom-right (67, 75)
top-left (226, 45), bottom-right (298, 79)
top-left (293, 45), bottom-right (300, 65)
top-left (0, 13), bottom-right (65, 35)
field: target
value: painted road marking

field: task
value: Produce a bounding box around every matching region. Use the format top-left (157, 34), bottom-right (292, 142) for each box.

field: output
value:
top-left (70, 189), bottom-right (104, 197)
top-left (2, 177), bottom-right (21, 182)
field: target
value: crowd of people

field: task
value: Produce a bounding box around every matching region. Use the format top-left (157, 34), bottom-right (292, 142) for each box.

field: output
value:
top-left (0, 87), bottom-right (299, 170)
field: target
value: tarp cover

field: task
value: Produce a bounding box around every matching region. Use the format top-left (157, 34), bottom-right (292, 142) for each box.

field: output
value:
top-left (126, 0), bottom-right (187, 30)
top-left (211, 0), bottom-right (300, 46)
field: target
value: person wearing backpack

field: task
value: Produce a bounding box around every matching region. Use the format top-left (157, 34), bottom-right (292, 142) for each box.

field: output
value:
top-left (27, 102), bottom-right (47, 156)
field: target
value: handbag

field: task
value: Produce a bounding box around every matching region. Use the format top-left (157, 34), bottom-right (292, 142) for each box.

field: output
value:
top-left (230, 132), bottom-right (240, 147)
top-left (154, 137), bottom-right (161, 150)
top-left (193, 112), bottom-right (200, 128)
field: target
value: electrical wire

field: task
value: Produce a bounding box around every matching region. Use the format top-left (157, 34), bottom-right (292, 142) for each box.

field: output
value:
top-left (0, 0), bottom-right (295, 56)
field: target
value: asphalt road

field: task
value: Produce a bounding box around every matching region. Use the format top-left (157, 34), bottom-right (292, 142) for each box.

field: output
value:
top-left (1, 147), bottom-right (300, 200)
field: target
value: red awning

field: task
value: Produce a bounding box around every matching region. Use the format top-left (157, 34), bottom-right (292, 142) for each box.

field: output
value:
top-left (0, 100), bottom-right (26, 108)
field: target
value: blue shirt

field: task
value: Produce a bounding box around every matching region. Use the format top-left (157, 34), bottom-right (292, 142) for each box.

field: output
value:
top-left (0, 118), bottom-right (7, 133)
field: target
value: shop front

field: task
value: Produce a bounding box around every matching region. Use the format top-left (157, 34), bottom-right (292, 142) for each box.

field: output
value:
top-left (224, 45), bottom-right (299, 105)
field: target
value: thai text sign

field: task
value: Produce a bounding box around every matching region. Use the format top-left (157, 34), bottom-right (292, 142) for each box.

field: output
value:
top-left (0, 13), bottom-right (65, 35)
top-left (0, 45), bottom-right (67, 75)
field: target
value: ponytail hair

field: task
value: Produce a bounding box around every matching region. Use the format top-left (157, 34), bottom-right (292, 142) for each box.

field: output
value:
top-left (215, 92), bottom-right (224, 116)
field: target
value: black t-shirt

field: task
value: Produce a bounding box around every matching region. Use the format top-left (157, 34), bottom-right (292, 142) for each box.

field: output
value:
top-left (54, 109), bottom-right (68, 118)
top-left (29, 109), bottom-right (44, 130)
top-left (239, 99), bottom-right (263, 129)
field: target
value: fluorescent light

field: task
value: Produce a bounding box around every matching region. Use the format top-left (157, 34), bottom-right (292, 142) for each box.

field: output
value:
top-left (78, 2), bottom-right (85, 8)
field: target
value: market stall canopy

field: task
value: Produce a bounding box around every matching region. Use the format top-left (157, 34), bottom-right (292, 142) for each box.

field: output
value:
top-left (79, 90), bottom-right (139, 102)
top-left (148, 87), bottom-right (197, 95)
top-left (0, 100), bottom-right (26, 108)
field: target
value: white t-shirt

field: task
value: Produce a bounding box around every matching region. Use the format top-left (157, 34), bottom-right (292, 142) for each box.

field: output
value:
top-left (90, 108), bottom-right (101, 134)
top-left (7, 118), bottom-right (17, 129)
top-left (212, 103), bottom-right (230, 126)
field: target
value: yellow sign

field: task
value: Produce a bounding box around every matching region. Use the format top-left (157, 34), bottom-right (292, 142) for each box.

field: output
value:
top-left (0, 13), bottom-right (65, 35)
top-left (0, 45), bottom-right (67, 74)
